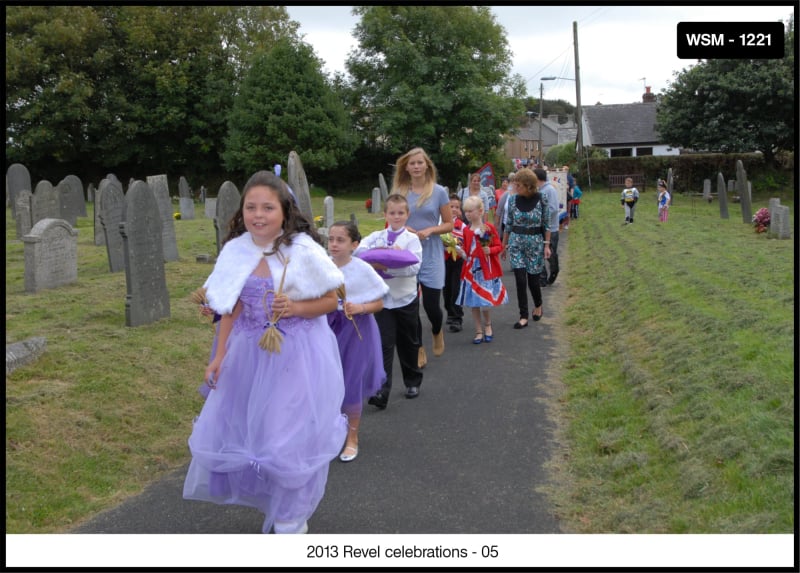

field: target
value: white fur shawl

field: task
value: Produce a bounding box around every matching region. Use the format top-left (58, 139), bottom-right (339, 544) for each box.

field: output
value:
top-left (204, 232), bottom-right (344, 315)
top-left (339, 257), bottom-right (389, 304)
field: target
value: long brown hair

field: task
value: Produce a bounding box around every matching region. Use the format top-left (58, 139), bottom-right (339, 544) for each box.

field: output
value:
top-left (391, 147), bottom-right (437, 206)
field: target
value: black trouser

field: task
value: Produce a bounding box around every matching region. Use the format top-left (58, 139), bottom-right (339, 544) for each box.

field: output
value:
top-left (513, 267), bottom-right (543, 319)
top-left (416, 283), bottom-right (444, 337)
top-left (374, 297), bottom-right (423, 393)
top-left (443, 258), bottom-right (464, 323)
top-left (539, 230), bottom-right (559, 283)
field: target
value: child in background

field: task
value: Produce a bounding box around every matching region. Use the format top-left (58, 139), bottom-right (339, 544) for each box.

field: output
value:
top-left (327, 221), bottom-right (388, 462)
top-left (458, 195), bottom-right (508, 344)
top-left (183, 170), bottom-right (347, 534)
top-left (443, 194), bottom-right (466, 333)
top-left (657, 179), bottom-right (670, 223)
top-left (356, 194), bottom-right (424, 407)
top-left (620, 176), bottom-right (639, 224)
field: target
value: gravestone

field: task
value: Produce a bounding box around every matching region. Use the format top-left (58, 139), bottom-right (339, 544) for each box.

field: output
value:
top-left (179, 197), bottom-right (195, 220)
top-left (349, 212), bottom-right (358, 227)
top-left (32, 180), bottom-right (61, 225)
top-left (6, 337), bottom-right (47, 376)
top-left (199, 185), bottom-right (207, 203)
top-left (106, 173), bottom-right (121, 185)
top-left (323, 196), bottom-right (335, 227)
top-left (178, 176), bottom-right (191, 199)
top-left (736, 160), bottom-right (751, 223)
top-left (288, 151), bottom-right (313, 222)
top-left (56, 178), bottom-right (80, 227)
top-left (94, 179), bottom-right (112, 246)
top-left (702, 179), bottom-right (711, 202)
top-left (378, 173), bottom-right (389, 202)
top-left (768, 197), bottom-right (781, 219)
top-left (204, 198), bottom-right (217, 220)
top-left (98, 178), bottom-right (126, 272)
top-left (667, 168), bottom-right (674, 199)
top-left (87, 183), bottom-right (95, 203)
top-left (7, 163), bottom-right (32, 218)
top-left (146, 174), bottom-right (179, 262)
top-left (120, 180), bottom-right (171, 327)
top-left (371, 187), bottom-right (382, 214)
top-left (768, 205), bottom-right (791, 240)
top-left (61, 174), bottom-right (87, 219)
top-left (214, 181), bottom-right (240, 254)
top-left (22, 218), bottom-right (78, 293)
top-left (717, 173), bottom-right (729, 219)
top-left (14, 190), bottom-right (33, 239)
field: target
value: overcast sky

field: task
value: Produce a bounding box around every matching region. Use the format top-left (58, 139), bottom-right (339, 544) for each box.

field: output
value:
top-left (286, 4), bottom-right (793, 106)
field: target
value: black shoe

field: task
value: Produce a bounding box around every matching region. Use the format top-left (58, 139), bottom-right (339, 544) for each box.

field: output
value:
top-left (405, 386), bottom-right (420, 399)
top-left (445, 317), bottom-right (455, 325)
top-left (448, 322), bottom-right (462, 332)
top-left (513, 319), bottom-right (529, 329)
top-left (368, 391), bottom-right (388, 409)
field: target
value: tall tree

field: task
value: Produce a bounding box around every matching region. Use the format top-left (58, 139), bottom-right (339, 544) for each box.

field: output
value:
top-left (655, 17), bottom-right (794, 163)
top-left (223, 38), bottom-right (357, 179)
top-left (345, 6), bottom-right (526, 183)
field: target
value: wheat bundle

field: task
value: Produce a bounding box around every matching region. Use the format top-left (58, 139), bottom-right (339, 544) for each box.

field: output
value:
top-left (336, 284), bottom-right (362, 341)
top-left (258, 256), bottom-right (290, 353)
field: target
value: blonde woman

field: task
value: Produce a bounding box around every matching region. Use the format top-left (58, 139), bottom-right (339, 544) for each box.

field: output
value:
top-left (392, 147), bottom-right (453, 367)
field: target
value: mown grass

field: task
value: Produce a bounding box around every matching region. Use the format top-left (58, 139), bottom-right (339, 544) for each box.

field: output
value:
top-left (5, 189), bottom-right (385, 533)
top-left (541, 189), bottom-right (794, 533)
top-left (5, 186), bottom-right (794, 534)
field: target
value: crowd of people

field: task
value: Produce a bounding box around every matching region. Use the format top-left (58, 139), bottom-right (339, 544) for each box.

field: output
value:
top-left (181, 151), bottom-right (589, 535)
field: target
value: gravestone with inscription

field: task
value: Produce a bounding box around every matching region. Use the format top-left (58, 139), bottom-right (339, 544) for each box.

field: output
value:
top-left (14, 189), bottom-right (33, 239)
top-left (98, 178), bottom-right (126, 272)
top-left (22, 218), bottom-right (78, 293)
top-left (32, 180), bottom-right (61, 225)
top-left (214, 181), bottom-right (240, 254)
top-left (146, 175), bottom-right (179, 262)
top-left (120, 180), bottom-right (171, 327)
top-left (7, 163), bottom-right (32, 218)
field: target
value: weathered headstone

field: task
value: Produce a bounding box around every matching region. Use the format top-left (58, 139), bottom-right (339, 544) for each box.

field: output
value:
top-left (323, 196), bottom-right (335, 228)
top-left (14, 189), bottom-right (33, 239)
top-left (62, 174), bottom-right (87, 218)
top-left (214, 181), bottom-right (240, 254)
top-left (22, 218), bottom-right (78, 293)
top-left (768, 205), bottom-right (791, 240)
top-left (717, 173), bottom-right (729, 219)
top-left (371, 187), bottom-right (382, 214)
top-left (6, 337), bottom-right (47, 376)
top-left (98, 178), bottom-right (126, 272)
top-left (32, 180), bottom-right (61, 225)
top-left (350, 212), bottom-right (358, 227)
top-left (179, 197), bottom-right (195, 220)
top-left (178, 176), bottom-right (191, 199)
top-left (7, 163), bottom-right (32, 218)
top-left (146, 174), bottom-right (179, 262)
top-left (378, 173), bottom-right (389, 202)
top-left (87, 183), bottom-right (95, 203)
top-left (94, 179), bottom-right (110, 246)
top-left (56, 178), bottom-right (79, 227)
top-left (702, 179), bottom-right (711, 202)
top-left (288, 151), bottom-right (313, 222)
top-left (736, 160), bottom-right (751, 223)
top-left (120, 180), bottom-right (171, 327)
top-left (199, 185), bottom-right (207, 203)
top-left (204, 197), bottom-right (217, 220)
top-left (768, 197), bottom-right (781, 219)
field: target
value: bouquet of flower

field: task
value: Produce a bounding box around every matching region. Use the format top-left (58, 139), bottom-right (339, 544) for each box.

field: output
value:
top-left (474, 226), bottom-right (491, 248)
top-left (752, 208), bottom-right (770, 233)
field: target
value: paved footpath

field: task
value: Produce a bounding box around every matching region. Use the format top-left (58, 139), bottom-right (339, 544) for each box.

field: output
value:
top-left (73, 234), bottom-right (569, 536)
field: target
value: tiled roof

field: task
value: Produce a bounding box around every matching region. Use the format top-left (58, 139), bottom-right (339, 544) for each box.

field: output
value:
top-left (583, 102), bottom-right (659, 146)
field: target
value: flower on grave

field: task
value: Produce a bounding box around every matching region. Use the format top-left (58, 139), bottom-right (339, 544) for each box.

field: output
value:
top-left (365, 198), bottom-right (373, 211)
top-left (173, 212), bottom-right (181, 220)
top-left (314, 215), bottom-right (324, 228)
top-left (752, 207), bottom-right (770, 233)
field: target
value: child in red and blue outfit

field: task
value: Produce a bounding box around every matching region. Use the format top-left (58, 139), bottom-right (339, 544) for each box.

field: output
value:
top-left (443, 194), bottom-right (466, 332)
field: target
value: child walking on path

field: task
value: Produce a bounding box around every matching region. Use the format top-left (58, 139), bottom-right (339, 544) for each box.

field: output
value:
top-left (443, 194), bottom-right (466, 333)
top-left (657, 179), bottom-right (670, 223)
top-left (458, 195), bottom-right (508, 344)
top-left (620, 176), bottom-right (640, 224)
top-left (183, 171), bottom-right (347, 535)
top-left (356, 194), bottom-right (424, 407)
top-left (326, 221), bottom-right (389, 463)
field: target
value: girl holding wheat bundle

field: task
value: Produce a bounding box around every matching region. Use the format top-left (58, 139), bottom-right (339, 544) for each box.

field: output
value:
top-left (183, 170), bottom-right (347, 534)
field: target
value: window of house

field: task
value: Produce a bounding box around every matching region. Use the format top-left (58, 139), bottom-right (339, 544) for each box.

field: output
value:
top-left (636, 147), bottom-right (653, 156)
top-left (610, 148), bottom-right (633, 157)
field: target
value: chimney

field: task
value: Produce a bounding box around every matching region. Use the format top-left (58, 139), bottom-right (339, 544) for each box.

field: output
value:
top-left (643, 85), bottom-right (656, 103)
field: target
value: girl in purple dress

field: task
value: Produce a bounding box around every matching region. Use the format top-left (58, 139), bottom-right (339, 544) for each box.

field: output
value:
top-left (326, 221), bottom-right (388, 463)
top-left (183, 171), bottom-right (347, 534)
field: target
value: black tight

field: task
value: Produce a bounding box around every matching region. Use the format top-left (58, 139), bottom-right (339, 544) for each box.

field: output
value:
top-left (418, 283), bottom-right (444, 335)
top-left (512, 268), bottom-right (542, 319)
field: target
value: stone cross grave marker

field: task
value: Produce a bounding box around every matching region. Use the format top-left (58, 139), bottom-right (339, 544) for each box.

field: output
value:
top-left (22, 218), bottom-right (78, 293)
top-left (14, 189), bottom-right (33, 239)
top-left (288, 150), bottom-right (313, 222)
top-left (32, 180), bottom-right (61, 225)
top-left (717, 173), bottom-right (729, 219)
top-left (98, 178), bottom-right (126, 272)
top-left (736, 160), bottom-right (752, 223)
top-left (146, 175), bottom-right (179, 262)
top-left (6, 163), bottom-right (31, 218)
top-left (120, 180), bottom-right (171, 327)
top-left (215, 181), bottom-right (240, 254)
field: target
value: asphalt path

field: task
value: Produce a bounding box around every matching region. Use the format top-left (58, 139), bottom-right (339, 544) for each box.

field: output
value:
top-left (73, 234), bottom-right (569, 536)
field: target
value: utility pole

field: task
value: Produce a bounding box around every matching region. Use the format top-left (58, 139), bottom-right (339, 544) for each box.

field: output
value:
top-left (538, 82), bottom-right (544, 164)
top-left (573, 21), bottom-right (583, 156)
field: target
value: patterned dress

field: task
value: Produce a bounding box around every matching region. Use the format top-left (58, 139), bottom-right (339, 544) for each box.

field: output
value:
top-left (505, 193), bottom-right (549, 275)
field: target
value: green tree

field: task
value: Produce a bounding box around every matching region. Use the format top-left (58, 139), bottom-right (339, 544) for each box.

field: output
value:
top-left (655, 17), bottom-right (794, 164)
top-left (345, 6), bottom-right (526, 184)
top-left (223, 38), bottom-right (357, 179)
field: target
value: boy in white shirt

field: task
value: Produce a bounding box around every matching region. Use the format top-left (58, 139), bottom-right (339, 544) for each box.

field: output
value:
top-left (356, 194), bottom-right (424, 408)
